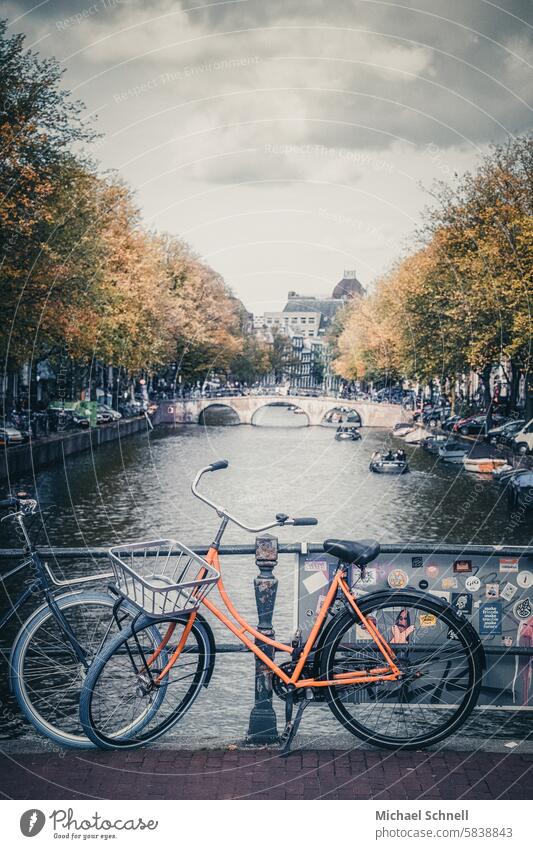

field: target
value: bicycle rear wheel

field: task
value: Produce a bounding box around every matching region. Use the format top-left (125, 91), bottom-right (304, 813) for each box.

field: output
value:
top-left (80, 613), bottom-right (213, 750)
top-left (320, 592), bottom-right (483, 749)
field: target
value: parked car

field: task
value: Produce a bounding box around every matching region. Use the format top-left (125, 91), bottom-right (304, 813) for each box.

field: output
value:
top-left (0, 424), bottom-right (29, 446)
top-left (485, 419), bottom-right (525, 446)
top-left (512, 418), bottom-right (533, 455)
top-left (97, 403), bottom-right (122, 422)
top-left (453, 413), bottom-right (507, 436)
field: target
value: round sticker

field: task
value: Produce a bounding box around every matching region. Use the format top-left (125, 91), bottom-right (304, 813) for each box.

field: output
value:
top-left (513, 597), bottom-right (532, 621)
top-left (517, 571), bottom-right (533, 590)
top-left (465, 576), bottom-right (481, 592)
top-left (425, 565), bottom-right (439, 579)
top-left (388, 569), bottom-right (409, 589)
top-left (418, 579), bottom-right (429, 590)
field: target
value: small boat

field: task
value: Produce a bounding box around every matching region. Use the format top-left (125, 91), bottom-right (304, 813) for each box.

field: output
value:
top-left (507, 471), bottom-right (533, 509)
top-left (463, 457), bottom-right (508, 474)
top-left (335, 426), bottom-right (361, 441)
top-left (403, 427), bottom-right (432, 445)
top-left (492, 463), bottom-right (516, 482)
top-left (391, 422), bottom-right (415, 436)
top-left (438, 441), bottom-right (468, 464)
top-left (369, 451), bottom-right (409, 475)
top-left (420, 434), bottom-right (449, 453)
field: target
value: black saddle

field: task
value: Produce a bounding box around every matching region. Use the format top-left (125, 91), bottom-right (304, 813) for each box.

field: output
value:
top-left (323, 538), bottom-right (380, 566)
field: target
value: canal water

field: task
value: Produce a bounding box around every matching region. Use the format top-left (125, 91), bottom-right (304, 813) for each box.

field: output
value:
top-left (0, 407), bottom-right (531, 748)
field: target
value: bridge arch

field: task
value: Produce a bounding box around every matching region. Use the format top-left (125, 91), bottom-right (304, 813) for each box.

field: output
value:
top-left (198, 403), bottom-right (240, 426)
top-left (250, 401), bottom-right (310, 426)
top-left (321, 405), bottom-right (362, 427)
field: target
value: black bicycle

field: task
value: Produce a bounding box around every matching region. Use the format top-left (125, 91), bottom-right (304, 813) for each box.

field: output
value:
top-left (1, 492), bottom-right (139, 748)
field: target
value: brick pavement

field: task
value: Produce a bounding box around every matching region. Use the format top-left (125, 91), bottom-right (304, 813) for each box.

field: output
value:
top-left (1, 748), bottom-right (532, 800)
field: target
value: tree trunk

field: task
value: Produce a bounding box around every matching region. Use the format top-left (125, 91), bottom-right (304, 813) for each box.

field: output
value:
top-left (480, 364), bottom-right (493, 431)
top-left (525, 368), bottom-right (533, 423)
top-left (508, 360), bottom-right (521, 416)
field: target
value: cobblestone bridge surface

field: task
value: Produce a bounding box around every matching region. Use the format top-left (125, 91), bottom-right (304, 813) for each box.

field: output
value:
top-left (1, 748), bottom-right (532, 800)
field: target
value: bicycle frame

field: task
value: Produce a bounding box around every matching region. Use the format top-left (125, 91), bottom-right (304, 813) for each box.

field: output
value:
top-left (149, 546), bottom-right (402, 689)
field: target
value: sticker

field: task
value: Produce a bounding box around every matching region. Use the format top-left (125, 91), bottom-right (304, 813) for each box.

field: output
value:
top-left (499, 557), bottom-right (519, 573)
top-left (419, 613), bottom-right (437, 628)
top-left (500, 582), bottom-right (518, 602)
top-left (502, 636), bottom-right (513, 648)
top-left (305, 609), bottom-right (314, 618)
top-left (474, 600), bottom-right (482, 608)
top-left (485, 583), bottom-right (500, 599)
top-left (412, 557), bottom-right (424, 569)
top-left (388, 569), bottom-right (409, 589)
top-left (513, 597), bottom-right (532, 621)
top-left (465, 576), bottom-right (481, 592)
top-left (357, 567), bottom-right (377, 587)
top-left (303, 571), bottom-right (329, 594)
top-left (453, 559), bottom-right (472, 574)
top-left (430, 589), bottom-right (450, 603)
top-left (479, 602), bottom-right (503, 635)
top-left (418, 579), bottom-right (429, 590)
top-left (517, 571), bottom-right (533, 589)
top-left (304, 560), bottom-right (329, 572)
top-left (315, 593), bottom-right (327, 614)
top-left (442, 577), bottom-right (458, 590)
top-left (452, 592), bottom-right (472, 615)
top-left (425, 564), bottom-right (439, 579)
top-left (390, 609), bottom-right (415, 644)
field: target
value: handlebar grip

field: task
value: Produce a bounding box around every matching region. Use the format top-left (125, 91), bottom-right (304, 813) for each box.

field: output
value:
top-left (293, 517), bottom-right (318, 526)
top-left (208, 459), bottom-right (229, 472)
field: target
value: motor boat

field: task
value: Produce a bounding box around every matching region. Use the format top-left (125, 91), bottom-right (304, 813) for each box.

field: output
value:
top-left (463, 457), bottom-right (508, 474)
top-left (438, 441), bottom-right (468, 464)
top-left (403, 426), bottom-right (432, 445)
top-left (507, 471), bottom-right (533, 509)
top-left (391, 422), bottom-right (415, 436)
top-left (369, 451), bottom-right (409, 474)
top-left (420, 434), bottom-right (449, 454)
top-left (492, 463), bottom-right (515, 481)
top-left (335, 426), bottom-right (361, 441)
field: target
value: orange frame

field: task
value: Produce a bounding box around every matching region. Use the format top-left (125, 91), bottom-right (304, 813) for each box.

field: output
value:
top-left (152, 547), bottom-right (402, 689)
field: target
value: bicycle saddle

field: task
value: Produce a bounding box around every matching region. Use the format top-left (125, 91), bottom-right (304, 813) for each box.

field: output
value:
top-left (323, 538), bottom-right (380, 566)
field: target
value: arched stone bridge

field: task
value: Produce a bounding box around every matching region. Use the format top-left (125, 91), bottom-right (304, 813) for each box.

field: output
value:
top-left (153, 395), bottom-right (407, 427)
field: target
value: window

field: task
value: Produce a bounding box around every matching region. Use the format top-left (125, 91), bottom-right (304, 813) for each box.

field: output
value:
top-left (308, 317), bottom-right (315, 323)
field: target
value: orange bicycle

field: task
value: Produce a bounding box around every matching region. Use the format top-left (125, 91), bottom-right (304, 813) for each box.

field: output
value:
top-left (79, 461), bottom-right (484, 753)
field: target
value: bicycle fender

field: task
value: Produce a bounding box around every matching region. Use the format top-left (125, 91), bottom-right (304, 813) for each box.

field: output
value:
top-left (195, 611), bottom-right (217, 687)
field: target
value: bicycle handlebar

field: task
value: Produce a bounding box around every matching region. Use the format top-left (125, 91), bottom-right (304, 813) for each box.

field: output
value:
top-left (191, 461), bottom-right (318, 533)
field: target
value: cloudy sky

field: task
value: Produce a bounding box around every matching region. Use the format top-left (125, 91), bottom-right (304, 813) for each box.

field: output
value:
top-left (5, 0), bottom-right (533, 311)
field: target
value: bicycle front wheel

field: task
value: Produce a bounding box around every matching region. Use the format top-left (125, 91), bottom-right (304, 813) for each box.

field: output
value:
top-left (10, 591), bottom-right (150, 749)
top-left (80, 613), bottom-right (213, 750)
top-left (320, 592), bottom-right (483, 749)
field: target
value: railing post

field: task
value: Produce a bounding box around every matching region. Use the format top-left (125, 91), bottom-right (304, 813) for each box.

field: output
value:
top-left (247, 533), bottom-right (279, 743)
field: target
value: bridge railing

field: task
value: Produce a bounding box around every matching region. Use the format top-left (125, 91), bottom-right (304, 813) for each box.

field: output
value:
top-left (1, 540), bottom-right (531, 745)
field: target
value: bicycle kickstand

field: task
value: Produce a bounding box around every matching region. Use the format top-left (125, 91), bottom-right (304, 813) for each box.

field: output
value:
top-left (279, 689), bottom-right (314, 758)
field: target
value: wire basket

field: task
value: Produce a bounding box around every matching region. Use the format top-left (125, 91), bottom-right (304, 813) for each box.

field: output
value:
top-left (108, 539), bottom-right (220, 616)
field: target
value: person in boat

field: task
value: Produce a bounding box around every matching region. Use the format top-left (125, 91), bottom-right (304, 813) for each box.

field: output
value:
top-left (395, 449), bottom-right (406, 462)
top-left (384, 449), bottom-right (396, 461)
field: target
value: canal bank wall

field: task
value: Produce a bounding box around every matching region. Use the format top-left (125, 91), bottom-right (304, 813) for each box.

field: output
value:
top-left (0, 417), bottom-right (148, 482)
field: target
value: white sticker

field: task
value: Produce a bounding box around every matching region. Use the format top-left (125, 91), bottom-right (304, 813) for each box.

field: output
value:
top-left (517, 571), bottom-right (533, 589)
top-left (513, 597), bottom-right (532, 621)
top-left (486, 583), bottom-right (500, 599)
top-left (358, 567), bottom-right (377, 587)
top-left (304, 560), bottom-right (329, 572)
top-left (501, 582), bottom-right (518, 602)
top-left (500, 558), bottom-right (519, 573)
top-left (303, 570), bottom-right (329, 594)
top-left (315, 593), bottom-right (327, 614)
top-left (465, 576), bottom-right (481, 592)
top-left (388, 569), bottom-right (409, 589)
